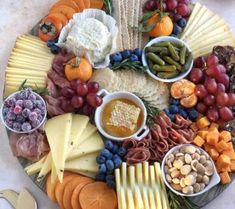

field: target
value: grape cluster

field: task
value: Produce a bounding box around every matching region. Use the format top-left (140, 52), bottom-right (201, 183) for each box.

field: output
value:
top-left (189, 54), bottom-right (235, 122)
top-left (164, 98), bottom-right (199, 122)
top-left (61, 80), bottom-right (103, 116)
top-left (96, 140), bottom-right (127, 188)
top-left (109, 48), bottom-right (143, 66)
top-left (144, 0), bottom-right (191, 36)
top-left (2, 88), bottom-right (46, 132)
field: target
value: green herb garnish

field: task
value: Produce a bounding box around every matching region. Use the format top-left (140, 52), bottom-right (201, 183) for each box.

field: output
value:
top-left (103, 0), bottom-right (112, 16)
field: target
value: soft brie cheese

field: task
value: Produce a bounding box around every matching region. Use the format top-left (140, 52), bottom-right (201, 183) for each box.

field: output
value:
top-left (66, 18), bottom-right (112, 63)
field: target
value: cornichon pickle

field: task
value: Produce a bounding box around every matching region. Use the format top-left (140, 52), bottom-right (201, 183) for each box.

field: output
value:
top-left (157, 71), bottom-right (179, 78)
top-left (152, 41), bottom-right (170, 47)
top-left (168, 43), bottom-right (180, 61)
top-left (146, 52), bottom-right (165, 66)
top-left (148, 59), bottom-right (154, 72)
top-left (182, 52), bottom-right (193, 71)
top-left (180, 46), bottom-right (187, 65)
top-left (160, 48), bottom-right (170, 56)
top-left (153, 64), bottom-right (177, 72)
top-left (171, 42), bottom-right (183, 48)
top-left (163, 56), bottom-right (182, 71)
top-left (146, 46), bottom-right (167, 53)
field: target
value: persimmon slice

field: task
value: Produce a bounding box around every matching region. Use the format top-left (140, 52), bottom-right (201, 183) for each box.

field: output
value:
top-left (50, 5), bottom-right (76, 19)
top-left (50, 0), bottom-right (80, 12)
top-left (79, 182), bottom-right (117, 209)
top-left (47, 13), bottom-right (68, 27)
top-left (83, 0), bottom-right (91, 8)
top-left (171, 79), bottom-right (196, 99)
top-left (180, 94), bottom-right (198, 108)
top-left (90, 0), bottom-right (104, 9)
top-left (74, 0), bottom-right (86, 11)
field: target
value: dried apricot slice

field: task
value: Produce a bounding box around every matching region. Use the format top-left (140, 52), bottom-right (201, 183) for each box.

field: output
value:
top-left (180, 94), bottom-right (198, 108)
top-left (171, 79), bottom-right (196, 99)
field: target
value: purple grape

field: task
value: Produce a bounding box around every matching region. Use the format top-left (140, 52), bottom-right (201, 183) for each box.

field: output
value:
top-left (35, 100), bottom-right (44, 109)
top-left (16, 114), bottom-right (26, 123)
top-left (22, 108), bottom-right (31, 118)
top-left (34, 108), bottom-right (41, 115)
top-left (5, 97), bottom-right (16, 107)
top-left (6, 112), bottom-right (16, 120)
top-left (29, 112), bottom-right (38, 122)
top-left (23, 100), bottom-right (33, 110)
top-left (2, 107), bottom-right (9, 117)
top-left (32, 119), bottom-right (40, 128)
top-left (13, 122), bottom-right (22, 131)
top-left (37, 115), bottom-right (43, 122)
top-left (21, 122), bottom-right (32, 132)
top-left (5, 119), bottom-right (13, 128)
top-left (15, 100), bottom-right (24, 107)
top-left (28, 93), bottom-right (37, 101)
top-left (13, 105), bottom-right (22, 114)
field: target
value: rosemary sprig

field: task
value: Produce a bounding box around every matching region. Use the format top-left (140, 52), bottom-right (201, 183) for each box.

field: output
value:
top-left (168, 190), bottom-right (200, 209)
top-left (103, 0), bottom-right (112, 16)
top-left (111, 59), bottom-right (147, 74)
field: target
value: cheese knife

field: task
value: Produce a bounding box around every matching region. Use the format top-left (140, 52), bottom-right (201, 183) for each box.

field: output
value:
top-left (0, 189), bottom-right (19, 208)
top-left (16, 188), bottom-right (37, 209)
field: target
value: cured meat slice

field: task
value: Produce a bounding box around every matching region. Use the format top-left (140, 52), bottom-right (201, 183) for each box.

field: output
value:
top-left (47, 70), bottom-right (70, 89)
top-left (125, 147), bottom-right (151, 165)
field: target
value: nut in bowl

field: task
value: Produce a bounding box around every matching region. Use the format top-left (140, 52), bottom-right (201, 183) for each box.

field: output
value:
top-left (161, 144), bottom-right (220, 197)
top-left (142, 36), bottom-right (193, 83)
top-left (1, 89), bottom-right (47, 134)
top-left (94, 89), bottom-right (149, 141)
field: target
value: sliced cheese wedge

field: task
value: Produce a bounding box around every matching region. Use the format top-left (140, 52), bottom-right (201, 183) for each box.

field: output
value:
top-left (25, 156), bottom-right (46, 176)
top-left (65, 152), bottom-right (99, 173)
top-left (45, 113), bottom-right (73, 183)
top-left (11, 52), bottom-right (53, 62)
top-left (6, 67), bottom-right (47, 76)
top-left (37, 153), bottom-right (52, 181)
top-left (5, 80), bottom-right (45, 87)
top-left (8, 62), bottom-right (50, 72)
top-left (6, 74), bottom-right (46, 81)
top-left (15, 42), bottom-right (51, 54)
top-left (67, 132), bottom-right (104, 161)
top-left (13, 48), bottom-right (54, 59)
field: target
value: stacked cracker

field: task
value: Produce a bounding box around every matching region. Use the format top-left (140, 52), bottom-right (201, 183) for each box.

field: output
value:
top-left (112, 0), bottom-right (149, 51)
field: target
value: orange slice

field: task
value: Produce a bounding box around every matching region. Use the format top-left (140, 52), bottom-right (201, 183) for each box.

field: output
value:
top-left (180, 94), bottom-right (198, 108)
top-left (171, 79), bottom-right (196, 99)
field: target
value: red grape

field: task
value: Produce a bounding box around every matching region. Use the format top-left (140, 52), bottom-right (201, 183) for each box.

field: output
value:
top-left (156, 1), bottom-right (167, 11)
top-left (195, 84), bottom-right (208, 99)
top-left (86, 93), bottom-right (103, 107)
top-left (61, 87), bottom-right (75, 98)
top-left (207, 108), bottom-right (219, 122)
top-left (71, 96), bottom-right (84, 108)
top-left (217, 64), bottom-right (226, 73)
top-left (189, 68), bottom-right (203, 84)
top-left (76, 83), bottom-right (88, 96)
top-left (216, 92), bottom-right (229, 107)
top-left (206, 65), bottom-right (221, 78)
top-left (219, 107), bottom-right (234, 121)
top-left (70, 79), bottom-right (82, 90)
top-left (144, 0), bottom-right (157, 11)
top-left (216, 83), bottom-right (226, 93)
top-left (193, 56), bottom-right (206, 68)
top-left (61, 100), bottom-right (74, 112)
top-left (227, 93), bottom-right (235, 106)
top-left (87, 82), bottom-right (100, 93)
top-left (207, 54), bottom-right (219, 66)
top-left (178, 0), bottom-right (190, 4)
top-left (203, 94), bottom-right (215, 106)
top-left (215, 73), bottom-right (229, 88)
top-left (166, 0), bottom-right (178, 11)
top-left (196, 102), bottom-right (207, 114)
top-left (176, 3), bottom-right (190, 17)
top-left (204, 77), bottom-right (217, 94)
top-left (82, 103), bottom-right (94, 116)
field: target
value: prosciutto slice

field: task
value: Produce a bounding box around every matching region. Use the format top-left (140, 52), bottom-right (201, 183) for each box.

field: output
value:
top-left (125, 147), bottom-right (151, 165)
top-left (47, 70), bottom-right (70, 89)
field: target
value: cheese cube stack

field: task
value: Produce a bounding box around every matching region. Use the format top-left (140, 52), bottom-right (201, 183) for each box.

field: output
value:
top-left (180, 3), bottom-right (235, 58)
top-left (115, 162), bottom-right (170, 209)
top-left (4, 34), bottom-right (55, 97)
top-left (25, 114), bottom-right (104, 183)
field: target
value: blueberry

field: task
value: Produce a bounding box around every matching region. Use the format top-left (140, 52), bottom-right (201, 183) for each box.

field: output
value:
top-left (5, 97), bottom-right (16, 107)
top-left (173, 23), bottom-right (182, 35)
top-left (106, 174), bottom-right (115, 182)
top-left (188, 109), bottom-right (199, 121)
top-left (163, 108), bottom-right (170, 115)
top-left (47, 40), bottom-right (56, 48)
top-left (133, 48), bottom-right (142, 58)
top-left (101, 149), bottom-right (113, 159)
top-left (22, 108), bottom-right (31, 118)
top-left (23, 100), bottom-right (33, 110)
top-left (37, 115), bottom-right (43, 122)
top-left (28, 94), bottom-right (37, 101)
top-left (29, 112), bottom-right (38, 122)
top-left (5, 119), bottom-right (13, 128)
top-left (2, 107), bottom-right (9, 117)
top-left (178, 108), bottom-right (188, 118)
top-left (168, 114), bottom-right (175, 121)
top-left (20, 88), bottom-right (32, 100)
top-left (96, 155), bottom-right (106, 164)
top-left (106, 160), bottom-right (114, 171)
top-left (21, 122), bottom-right (32, 132)
top-left (99, 163), bottom-right (107, 173)
top-left (169, 105), bottom-right (179, 114)
top-left (110, 52), bottom-right (123, 63)
top-left (13, 122), bottom-right (21, 131)
top-left (105, 140), bottom-right (114, 151)
top-left (117, 147), bottom-right (127, 157)
top-left (34, 108), bottom-right (41, 115)
top-left (50, 45), bottom-right (60, 54)
top-left (121, 50), bottom-right (132, 59)
top-left (129, 54), bottom-right (139, 62)
top-left (106, 179), bottom-right (116, 188)
top-left (106, 170), bottom-right (114, 175)
top-left (170, 98), bottom-right (180, 105)
top-left (113, 157), bottom-right (122, 168)
top-left (112, 144), bottom-right (119, 154)
top-left (178, 18), bottom-right (187, 28)
top-left (32, 119), bottom-right (40, 128)
top-left (15, 100), bottom-right (24, 107)
top-left (16, 114), bottom-right (25, 123)
top-left (96, 172), bottom-right (106, 181)
top-left (6, 112), bottom-right (16, 120)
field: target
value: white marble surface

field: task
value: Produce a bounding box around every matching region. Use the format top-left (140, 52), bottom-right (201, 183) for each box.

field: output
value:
top-left (0, 0), bottom-right (235, 208)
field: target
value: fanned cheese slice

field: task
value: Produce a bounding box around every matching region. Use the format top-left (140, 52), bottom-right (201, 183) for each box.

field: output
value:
top-left (25, 156), bottom-right (46, 175)
top-left (37, 153), bottom-right (52, 181)
top-left (67, 132), bottom-right (104, 161)
top-left (6, 67), bottom-right (47, 76)
top-left (45, 113), bottom-right (73, 182)
top-left (65, 152), bottom-right (99, 173)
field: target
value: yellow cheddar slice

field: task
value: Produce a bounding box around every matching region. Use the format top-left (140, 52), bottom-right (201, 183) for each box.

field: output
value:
top-left (13, 48), bottom-right (54, 59)
top-left (45, 113), bottom-right (73, 183)
top-left (8, 61), bottom-right (50, 71)
top-left (6, 74), bottom-right (45, 81)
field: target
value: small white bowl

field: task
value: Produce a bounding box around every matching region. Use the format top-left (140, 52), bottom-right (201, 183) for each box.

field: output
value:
top-left (161, 144), bottom-right (220, 197)
top-left (95, 89), bottom-right (149, 141)
top-left (142, 36), bottom-right (193, 83)
top-left (1, 91), bottom-right (47, 134)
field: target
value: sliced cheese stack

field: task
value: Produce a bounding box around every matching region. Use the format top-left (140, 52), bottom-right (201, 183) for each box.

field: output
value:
top-left (115, 162), bottom-right (170, 209)
top-left (25, 114), bottom-right (104, 182)
top-left (180, 2), bottom-right (235, 58)
top-left (4, 34), bottom-right (55, 97)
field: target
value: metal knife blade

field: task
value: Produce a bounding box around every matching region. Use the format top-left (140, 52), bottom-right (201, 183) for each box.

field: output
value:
top-left (0, 189), bottom-right (19, 208)
top-left (16, 188), bottom-right (37, 209)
